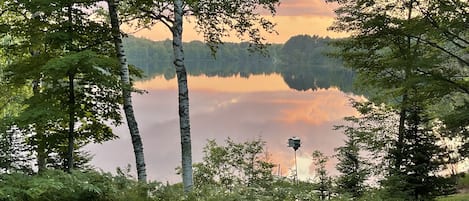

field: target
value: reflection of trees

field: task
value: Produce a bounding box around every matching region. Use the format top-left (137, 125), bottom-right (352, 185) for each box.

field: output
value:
top-left (124, 36), bottom-right (278, 80)
top-left (280, 64), bottom-right (354, 93)
top-left (280, 35), bottom-right (355, 93)
top-left (124, 35), bottom-right (356, 93)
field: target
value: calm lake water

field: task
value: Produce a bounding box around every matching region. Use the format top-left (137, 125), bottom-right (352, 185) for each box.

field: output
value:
top-left (86, 73), bottom-right (361, 183)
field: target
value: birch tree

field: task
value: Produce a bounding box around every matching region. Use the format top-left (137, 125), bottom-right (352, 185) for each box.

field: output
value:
top-left (121, 0), bottom-right (279, 192)
top-left (107, 0), bottom-right (147, 183)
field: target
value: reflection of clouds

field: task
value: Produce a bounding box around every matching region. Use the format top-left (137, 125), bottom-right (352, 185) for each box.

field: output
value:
top-left (276, 88), bottom-right (358, 125)
top-left (212, 97), bottom-right (240, 111)
top-left (86, 76), bottom-right (358, 183)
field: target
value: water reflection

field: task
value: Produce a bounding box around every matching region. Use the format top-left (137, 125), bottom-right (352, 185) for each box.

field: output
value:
top-left (86, 74), bottom-right (360, 182)
top-left (124, 36), bottom-right (357, 93)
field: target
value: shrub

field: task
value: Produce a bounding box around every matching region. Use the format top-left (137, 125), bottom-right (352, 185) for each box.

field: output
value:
top-left (0, 169), bottom-right (156, 201)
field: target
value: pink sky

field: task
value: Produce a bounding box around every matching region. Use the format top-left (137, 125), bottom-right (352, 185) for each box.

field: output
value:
top-left (129, 0), bottom-right (348, 43)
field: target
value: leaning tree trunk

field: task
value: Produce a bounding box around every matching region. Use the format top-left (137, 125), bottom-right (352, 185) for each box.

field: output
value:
top-left (108, 0), bottom-right (147, 182)
top-left (173, 0), bottom-right (193, 192)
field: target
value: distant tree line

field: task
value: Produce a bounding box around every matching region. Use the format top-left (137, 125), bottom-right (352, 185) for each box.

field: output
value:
top-left (124, 35), bottom-right (356, 93)
top-left (124, 38), bottom-right (280, 78)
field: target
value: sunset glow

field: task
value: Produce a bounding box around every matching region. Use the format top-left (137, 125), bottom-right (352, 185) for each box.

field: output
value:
top-left (127, 0), bottom-right (349, 43)
top-left (135, 73), bottom-right (292, 92)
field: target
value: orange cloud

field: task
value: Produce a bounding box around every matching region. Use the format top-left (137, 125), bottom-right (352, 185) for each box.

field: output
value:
top-left (276, 0), bottom-right (339, 17)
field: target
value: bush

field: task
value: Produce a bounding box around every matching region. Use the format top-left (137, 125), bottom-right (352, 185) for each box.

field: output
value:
top-left (0, 169), bottom-right (157, 201)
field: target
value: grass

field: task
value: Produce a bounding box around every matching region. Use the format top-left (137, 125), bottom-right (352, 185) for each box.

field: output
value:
top-left (438, 193), bottom-right (469, 201)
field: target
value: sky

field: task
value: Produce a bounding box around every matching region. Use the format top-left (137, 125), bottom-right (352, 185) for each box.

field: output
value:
top-left (129, 0), bottom-right (349, 43)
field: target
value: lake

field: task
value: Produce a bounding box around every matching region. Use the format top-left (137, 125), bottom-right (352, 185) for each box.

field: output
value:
top-left (86, 73), bottom-right (361, 183)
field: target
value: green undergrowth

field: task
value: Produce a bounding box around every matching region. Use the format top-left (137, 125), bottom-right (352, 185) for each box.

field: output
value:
top-left (437, 193), bottom-right (469, 201)
top-left (1, 169), bottom-right (468, 201)
top-left (0, 169), bottom-right (156, 201)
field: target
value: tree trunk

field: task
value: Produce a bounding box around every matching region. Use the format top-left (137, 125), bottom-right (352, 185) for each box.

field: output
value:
top-left (31, 51), bottom-right (46, 172)
top-left (173, 0), bottom-right (193, 192)
top-left (66, 72), bottom-right (75, 173)
top-left (33, 84), bottom-right (46, 172)
top-left (107, 0), bottom-right (147, 183)
top-left (395, 93), bottom-right (407, 171)
top-left (395, 0), bottom-right (416, 172)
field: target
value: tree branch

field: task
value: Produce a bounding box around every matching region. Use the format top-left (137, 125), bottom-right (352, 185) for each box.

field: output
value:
top-left (408, 35), bottom-right (469, 67)
top-left (415, 68), bottom-right (469, 95)
top-left (422, 10), bottom-right (469, 46)
top-left (137, 7), bottom-right (173, 30)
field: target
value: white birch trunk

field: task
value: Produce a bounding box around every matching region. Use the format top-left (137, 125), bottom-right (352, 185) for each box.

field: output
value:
top-left (173, 0), bottom-right (193, 192)
top-left (108, 0), bottom-right (147, 182)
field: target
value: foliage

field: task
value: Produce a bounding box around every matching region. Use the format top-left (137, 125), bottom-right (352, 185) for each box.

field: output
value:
top-left (193, 138), bottom-right (275, 191)
top-left (148, 138), bottom-right (321, 200)
top-left (311, 150), bottom-right (332, 200)
top-left (0, 0), bottom-right (128, 172)
top-left (123, 0), bottom-right (280, 53)
top-left (334, 130), bottom-right (370, 198)
top-left (5, 50), bottom-right (123, 170)
top-left (328, 0), bottom-right (467, 198)
top-left (327, 0), bottom-right (469, 169)
top-left (0, 125), bottom-right (34, 174)
top-left (438, 193), bottom-right (469, 201)
top-left (334, 100), bottom-right (458, 200)
top-left (281, 35), bottom-right (336, 67)
top-left (0, 169), bottom-right (157, 201)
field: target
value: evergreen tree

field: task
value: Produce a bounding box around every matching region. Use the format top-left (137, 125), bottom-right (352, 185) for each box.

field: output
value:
top-left (337, 100), bottom-right (456, 200)
top-left (334, 130), bottom-right (369, 198)
top-left (312, 150), bottom-right (332, 200)
top-left (327, 0), bottom-right (466, 198)
top-left (382, 100), bottom-right (455, 200)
